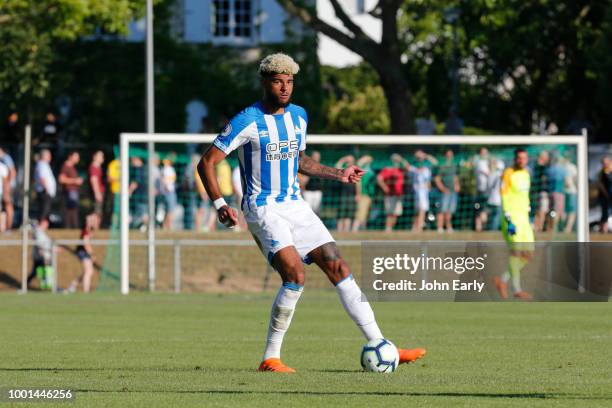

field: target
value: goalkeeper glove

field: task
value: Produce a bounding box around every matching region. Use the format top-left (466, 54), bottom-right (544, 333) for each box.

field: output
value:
top-left (505, 213), bottom-right (516, 236)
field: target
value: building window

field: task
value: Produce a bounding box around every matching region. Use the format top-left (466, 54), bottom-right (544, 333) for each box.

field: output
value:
top-left (212, 0), bottom-right (253, 41)
top-left (234, 0), bottom-right (252, 38)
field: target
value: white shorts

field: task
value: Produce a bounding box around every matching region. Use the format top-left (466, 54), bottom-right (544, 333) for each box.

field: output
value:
top-left (415, 189), bottom-right (430, 211)
top-left (244, 199), bottom-right (335, 265)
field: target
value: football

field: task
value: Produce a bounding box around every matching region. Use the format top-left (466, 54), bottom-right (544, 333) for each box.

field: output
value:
top-left (360, 338), bottom-right (400, 373)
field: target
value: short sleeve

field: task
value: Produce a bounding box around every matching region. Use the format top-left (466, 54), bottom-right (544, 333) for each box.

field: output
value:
top-left (213, 113), bottom-right (256, 155)
top-left (297, 108), bottom-right (308, 151)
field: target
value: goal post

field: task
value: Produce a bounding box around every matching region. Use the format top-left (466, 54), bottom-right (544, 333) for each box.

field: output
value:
top-left (119, 132), bottom-right (589, 294)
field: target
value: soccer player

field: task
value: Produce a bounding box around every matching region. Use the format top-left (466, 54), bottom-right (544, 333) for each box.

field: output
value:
top-left (495, 148), bottom-right (534, 299)
top-left (197, 53), bottom-right (426, 373)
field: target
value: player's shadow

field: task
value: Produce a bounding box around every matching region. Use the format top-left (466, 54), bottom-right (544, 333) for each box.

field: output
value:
top-left (0, 271), bottom-right (20, 288)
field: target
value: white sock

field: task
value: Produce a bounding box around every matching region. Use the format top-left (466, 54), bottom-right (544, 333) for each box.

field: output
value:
top-left (335, 274), bottom-right (383, 341)
top-left (262, 283), bottom-right (303, 361)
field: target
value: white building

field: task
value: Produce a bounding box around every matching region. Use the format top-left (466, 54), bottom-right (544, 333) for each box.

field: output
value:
top-left (127, 0), bottom-right (379, 67)
top-left (316, 0), bottom-right (380, 67)
top-left (128, 0), bottom-right (297, 46)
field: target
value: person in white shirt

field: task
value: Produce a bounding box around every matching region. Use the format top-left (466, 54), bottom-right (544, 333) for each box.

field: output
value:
top-left (35, 149), bottom-right (57, 222)
top-left (486, 157), bottom-right (505, 230)
top-left (160, 158), bottom-right (177, 229)
top-left (474, 147), bottom-right (490, 231)
top-left (411, 150), bottom-right (437, 232)
top-left (564, 158), bottom-right (578, 233)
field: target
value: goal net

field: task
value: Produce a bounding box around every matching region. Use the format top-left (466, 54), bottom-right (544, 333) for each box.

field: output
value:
top-left (109, 133), bottom-right (588, 294)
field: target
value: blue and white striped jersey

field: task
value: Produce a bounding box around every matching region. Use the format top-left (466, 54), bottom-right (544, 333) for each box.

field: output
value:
top-left (213, 101), bottom-right (307, 209)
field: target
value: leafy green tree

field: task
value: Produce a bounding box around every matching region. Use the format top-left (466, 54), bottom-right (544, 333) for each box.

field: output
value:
top-left (394, 0), bottom-right (612, 138)
top-left (0, 0), bottom-right (145, 118)
top-left (327, 86), bottom-right (390, 134)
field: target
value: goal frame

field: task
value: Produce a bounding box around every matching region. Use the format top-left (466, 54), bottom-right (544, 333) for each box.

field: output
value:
top-left (120, 132), bottom-right (589, 294)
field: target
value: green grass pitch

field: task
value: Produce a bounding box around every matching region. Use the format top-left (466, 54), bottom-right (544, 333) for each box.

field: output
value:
top-left (0, 292), bottom-right (611, 407)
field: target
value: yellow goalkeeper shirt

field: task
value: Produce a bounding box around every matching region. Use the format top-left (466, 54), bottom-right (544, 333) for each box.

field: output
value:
top-left (501, 167), bottom-right (530, 216)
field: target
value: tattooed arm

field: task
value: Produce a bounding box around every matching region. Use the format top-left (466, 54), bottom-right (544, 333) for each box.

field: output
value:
top-left (299, 152), bottom-right (365, 184)
top-left (298, 151), bottom-right (344, 181)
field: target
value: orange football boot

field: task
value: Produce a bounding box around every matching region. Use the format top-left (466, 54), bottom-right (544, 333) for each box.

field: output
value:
top-left (257, 358), bottom-right (296, 373)
top-left (513, 291), bottom-right (533, 300)
top-left (397, 348), bottom-right (427, 364)
top-left (494, 277), bottom-right (508, 299)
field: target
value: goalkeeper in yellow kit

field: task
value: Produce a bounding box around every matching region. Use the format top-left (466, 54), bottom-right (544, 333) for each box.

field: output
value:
top-left (495, 148), bottom-right (534, 299)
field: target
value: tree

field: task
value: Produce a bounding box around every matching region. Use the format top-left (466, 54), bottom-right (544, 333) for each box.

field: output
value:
top-left (392, 0), bottom-right (611, 138)
top-left (328, 86), bottom-right (391, 134)
top-left (0, 0), bottom-right (145, 120)
top-left (276, 0), bottom-right (416, 134)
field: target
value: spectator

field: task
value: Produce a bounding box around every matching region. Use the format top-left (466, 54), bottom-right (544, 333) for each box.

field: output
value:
top-left (532, 151), bottom-right (550, 232)
top-left (487, 157), bottom-right (504, 231)
top-left (3, 112), bottom-right (21, 166)
top-left (3, 112), bottom-right (20, 143)
top-left (182, 154), bottom-right (199, 230)
top-left (149, 155), bottom-right (162, 225)
top-left (336, 155), bottom-right (357, 232)
top-left (377, 154), bottom-right (409, 232)
top-left (106, 156), bottom-right (121, 228)
top-left (547, 154), bottom-right (568, 232)
top-left (41, 112), bottom-right (60, 144)
top-left (410, 150), bottom-right (436, 232)
top-left (231, 165), bottom-right (247, 231)
top-left (564, 156), bottom-right (578, 234)
top-left (0, 147), bottom-right (16, 230)
top-left (302, 151), bottom-right (323, 215)
top-left (0, 160), bottom-right (9, 231)
top-left (160, 157), bottom-right (178, 230)
top-left (27, 219), bottom-right (54, 290)
top-left (353, 155), bottom-right (375, 231)
top-left (597, 156), bottom-right (611, 233)
top-left (458, 159), bottom-right (477, 230)
top-left (474, 147), bottom-right (490, 231)
top-left (129, 156), bottom-right (148, 229)
top-left (68, 214), bottom-right (98, 293)
top-left (444, 108), bottom-right (464, 135)
top-left (88, 150), bottom-right (105, 228)
top-left (34, 149), bottom-right (56, 223)
top-left (59, 151), bottom-right (83, 229)
top-left (434, 149), bottom-right (460, 233)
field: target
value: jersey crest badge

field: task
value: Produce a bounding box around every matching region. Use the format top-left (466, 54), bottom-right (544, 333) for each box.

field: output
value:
top-left (221, 123), bottom-right (232, 137)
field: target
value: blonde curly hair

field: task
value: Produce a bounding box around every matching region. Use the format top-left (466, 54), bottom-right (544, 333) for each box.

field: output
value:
top-left (258, 53), bottom-right (300, 76)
